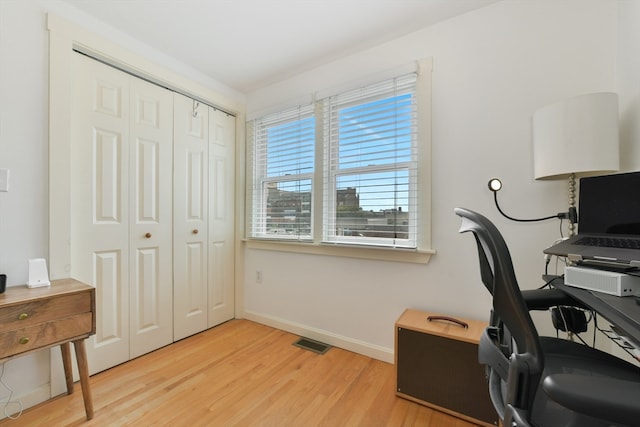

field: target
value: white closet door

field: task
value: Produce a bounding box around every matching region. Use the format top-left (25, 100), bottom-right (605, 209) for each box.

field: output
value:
top-left (71, 53), bottom-right (131, 374)
top-left (208, 109), bottom-right (236, 327)
top-left (173, 94), bottom-right (209, 340)
top-left (129, 78), bottom-right (174, 358)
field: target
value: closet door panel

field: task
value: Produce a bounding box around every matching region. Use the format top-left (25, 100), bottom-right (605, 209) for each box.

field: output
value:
top-left (129, 78), bottom-right (174, 358)
top-left (173, 94), bottom-right (208, 341)
top-left (71, 53), bottom-right (130, 374)
top-left (94, 130), bottom-right (122, 222)
top-left (185, 241), bottom-right (206, 312)
top-left (208, 110), bottom-right (236, 326)
top-left (93, 250), bottom-right (126, 355)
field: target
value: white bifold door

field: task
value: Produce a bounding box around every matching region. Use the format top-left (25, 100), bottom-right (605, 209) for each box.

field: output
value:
top-left (69, 53), bottom-right (234, 374)
top-left (173, 94), bottom-right (236, 340)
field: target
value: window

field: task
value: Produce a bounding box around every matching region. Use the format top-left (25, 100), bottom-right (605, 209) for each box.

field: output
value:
top-left (248, 105), bottom-right (315, 240)
top-left (323, 75), bottom-right (417, 248)
top-left (247, 63), bottom-right (431, 257)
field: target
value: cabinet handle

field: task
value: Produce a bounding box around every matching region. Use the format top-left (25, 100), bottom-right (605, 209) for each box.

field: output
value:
top-left (18, 313), bottom-right (28, 320)
top-left (145, 232), bottom-right (152, 238)
top-left (19, 337), bottom-right (29, 345)
top-left (427, 315), bottom-right (469, 329)
top-left (192, 229), bottom-right (199, 234)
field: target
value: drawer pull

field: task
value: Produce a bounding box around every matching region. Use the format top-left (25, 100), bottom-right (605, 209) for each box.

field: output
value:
top-left (145, 232), bottom-right (152, 238)
top-left (427, 315), bottom-right (469, 329)
top-left (192, 229), bottom-right (199, 234)
top-left (19, 337), bottom-right (29, 345)
top-left (18, 313), bottom-right (28, 320)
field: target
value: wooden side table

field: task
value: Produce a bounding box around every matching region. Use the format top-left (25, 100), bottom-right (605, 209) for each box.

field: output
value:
top-left (0, 278), bottom-right (96, 419)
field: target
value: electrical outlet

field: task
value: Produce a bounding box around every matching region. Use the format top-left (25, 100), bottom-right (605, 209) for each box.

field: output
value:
top-left (256, 270), bottom-right (263, 284)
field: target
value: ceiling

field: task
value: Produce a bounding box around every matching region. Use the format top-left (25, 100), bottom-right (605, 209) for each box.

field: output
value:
top-left (62, 0), bottom-right (498, 93)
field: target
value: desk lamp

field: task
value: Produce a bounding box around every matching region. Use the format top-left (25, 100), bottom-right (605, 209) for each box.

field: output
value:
top-left (532, 92), bottom-right (620, 236)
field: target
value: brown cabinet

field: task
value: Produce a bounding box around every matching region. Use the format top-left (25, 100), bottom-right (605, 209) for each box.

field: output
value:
top-left (0, 279), bottom-right (96, 419)
top-left (395, 309), bottom-right (497, 427)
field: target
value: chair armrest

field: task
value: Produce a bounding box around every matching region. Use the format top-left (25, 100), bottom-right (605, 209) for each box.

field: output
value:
top-left (521, 288), bottom-right (582, 311)
top-left (542, 374), bottom-right (640, 426)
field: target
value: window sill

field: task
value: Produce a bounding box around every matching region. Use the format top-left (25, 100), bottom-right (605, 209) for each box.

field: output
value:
top-left (243, 239), bottom-right (435, 264)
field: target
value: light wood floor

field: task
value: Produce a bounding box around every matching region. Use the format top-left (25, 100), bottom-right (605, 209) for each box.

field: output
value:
top-left (0, 320), bottom-right (481, 426)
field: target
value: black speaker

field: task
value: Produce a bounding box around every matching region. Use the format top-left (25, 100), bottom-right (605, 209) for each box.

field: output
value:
top-left (395, 309), bottom-right (498, 427)
top-left (551, 306), bottom-right (588, 333)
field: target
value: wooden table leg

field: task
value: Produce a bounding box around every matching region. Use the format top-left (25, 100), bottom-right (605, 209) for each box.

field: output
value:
top-left (60, 342), bottom-right (75, 395)
top-left (73, 339), bottom-right (94, 420)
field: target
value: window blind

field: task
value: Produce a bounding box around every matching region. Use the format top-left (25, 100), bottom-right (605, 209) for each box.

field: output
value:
top-left (248, 105), bottom-right (315, 240)
top-left (323, 74), bottom-right (418, 248)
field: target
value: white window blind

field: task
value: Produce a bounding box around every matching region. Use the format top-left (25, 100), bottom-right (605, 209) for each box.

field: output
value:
top-left (323, 74), bottom-right (418, 248)
top-left (248, 105), bottom-right (315, 240)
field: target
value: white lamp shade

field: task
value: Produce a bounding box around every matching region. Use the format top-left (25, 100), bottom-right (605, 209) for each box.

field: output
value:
top-left (533, 92), bottom-right (620, 180)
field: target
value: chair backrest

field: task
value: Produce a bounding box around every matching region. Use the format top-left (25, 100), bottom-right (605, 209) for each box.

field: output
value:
top-left (455, 207), bottom-right (544, 416)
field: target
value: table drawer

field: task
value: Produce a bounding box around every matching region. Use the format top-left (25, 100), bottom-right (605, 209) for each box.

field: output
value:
top-left (0, 312), bottom-right (93, 359)
top-left (0, 292), bottom-right (91, 333)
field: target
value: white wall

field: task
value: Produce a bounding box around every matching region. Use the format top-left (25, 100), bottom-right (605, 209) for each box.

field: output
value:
top-left (618, 0), bottom-right (640, 173)
top-left (243, 0), bottom-right (623, 362)
top-left (0, 0), bottom-right (244, 411)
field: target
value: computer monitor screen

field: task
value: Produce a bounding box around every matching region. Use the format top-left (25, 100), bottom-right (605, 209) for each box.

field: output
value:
top-left (578, 171), bottom-right (640, 236)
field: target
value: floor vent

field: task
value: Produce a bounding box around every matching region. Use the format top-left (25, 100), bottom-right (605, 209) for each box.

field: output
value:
top-left (293, 337), bottom-right (332, 355)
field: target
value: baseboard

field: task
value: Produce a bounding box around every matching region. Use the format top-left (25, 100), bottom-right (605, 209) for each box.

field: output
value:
top-left (243, 310), bottom-right (394, 363)
top-left (0, 384), bottom-right (50, 420)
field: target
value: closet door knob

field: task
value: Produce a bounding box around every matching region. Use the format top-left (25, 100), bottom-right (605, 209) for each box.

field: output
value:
top-left (192, 229), bottom-right (199, 234)
top-left (145, 232), bottom-right (152, 238)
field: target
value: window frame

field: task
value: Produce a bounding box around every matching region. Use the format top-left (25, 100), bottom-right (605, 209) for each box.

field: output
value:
top-left (246, 59), bottom-right (433, 264)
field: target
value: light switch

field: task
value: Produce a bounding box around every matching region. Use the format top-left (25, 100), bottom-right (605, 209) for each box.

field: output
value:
top-left (0, 169), bottom-right (9, 192)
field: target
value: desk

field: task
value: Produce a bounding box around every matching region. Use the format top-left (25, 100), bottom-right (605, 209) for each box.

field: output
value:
top-left (0, 279), bottom-right (96, 419)
top-left (551, 277), bottom-right (640, 346)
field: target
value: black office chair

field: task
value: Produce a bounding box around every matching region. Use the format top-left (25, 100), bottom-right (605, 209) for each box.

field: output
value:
top-left (455, 207), bottom-right (640, 427)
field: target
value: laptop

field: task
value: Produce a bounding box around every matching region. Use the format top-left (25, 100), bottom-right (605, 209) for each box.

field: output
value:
top-left (543, 171), bottom-right (640, 269)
